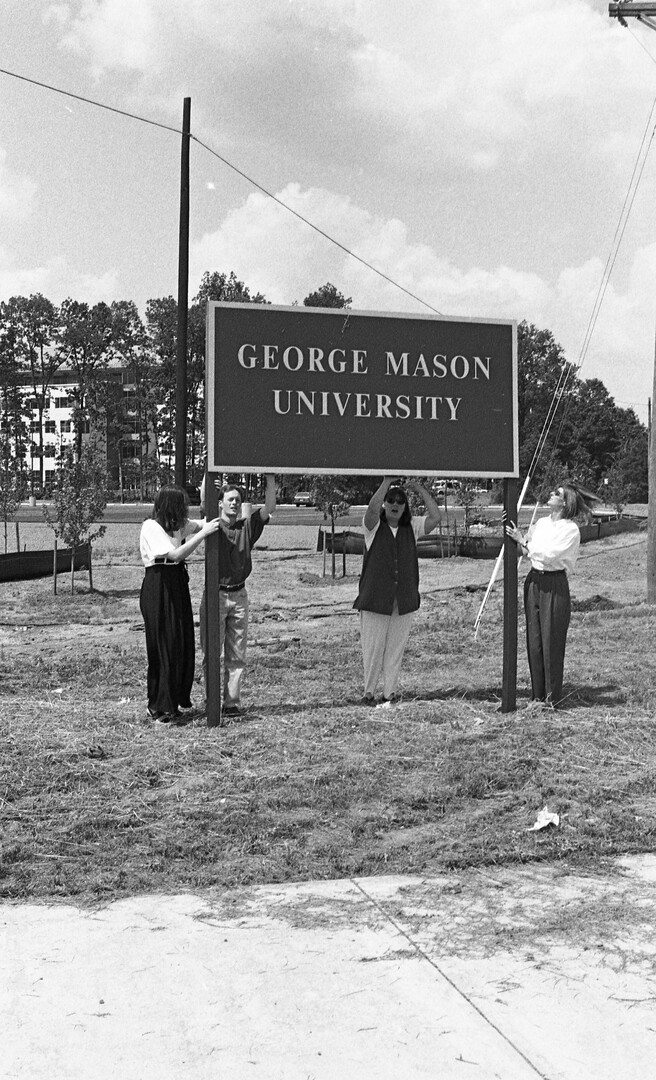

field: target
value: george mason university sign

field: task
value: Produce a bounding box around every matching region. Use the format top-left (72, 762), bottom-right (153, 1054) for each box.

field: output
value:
top-left (206, 302), bottom-right (518, 477)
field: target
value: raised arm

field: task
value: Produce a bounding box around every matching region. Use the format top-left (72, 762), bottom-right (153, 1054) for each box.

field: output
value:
top-left (260, 474), bottom-right (276, 522)
top-left (165, 517), bottom-right (221, 563)
top-left (364, 476), bottom-right (393, 531)
top-left (407, 480), bottom-right (442, 534)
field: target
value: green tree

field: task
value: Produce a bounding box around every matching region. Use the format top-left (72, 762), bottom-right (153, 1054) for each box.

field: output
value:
top-left (58, 298), bottom-right (113, 459)
top-left (310, 474), bottom-right (352, 578)
top-left (0, 435), bottom-right (28, 552)
top-left (43, 446), bottom-right (107, 592)
top-left (110, 301), bottom-right (157, 501)
top-left (517, 321), bottom-right (574, 494)
top-left (303, 282), bottom-right (352, 308)
top-left (4, 294), bottom-right (61, 492)
top-left (195, 270), bottom-right (268, 306)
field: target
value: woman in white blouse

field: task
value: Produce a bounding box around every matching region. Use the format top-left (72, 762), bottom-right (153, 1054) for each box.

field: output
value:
top-left (140, 486), bottom-right (219, 725)
top-left (506, 483), bottom-right (598, 708)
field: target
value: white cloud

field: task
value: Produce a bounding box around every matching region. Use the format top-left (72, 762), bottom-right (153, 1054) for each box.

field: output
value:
top-left (191, 181), bottom-right (655, 418)
top-left (0, 248), bottom-right (119, 305)
top-left (0, 148), bottom-right (36, 222)
top-left (56, 0), bottom-right (161, 76)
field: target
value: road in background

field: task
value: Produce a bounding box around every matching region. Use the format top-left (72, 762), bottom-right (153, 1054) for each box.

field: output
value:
top-left (14, 501), bottom-right (524, 528)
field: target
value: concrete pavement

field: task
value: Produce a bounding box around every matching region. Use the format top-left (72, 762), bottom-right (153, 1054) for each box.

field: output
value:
top-left (4, 857), bottom-right (656, 1079)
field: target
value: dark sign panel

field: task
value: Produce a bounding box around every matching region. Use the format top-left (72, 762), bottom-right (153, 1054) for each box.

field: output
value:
top-left (206, 303), bottom-right (517, 476)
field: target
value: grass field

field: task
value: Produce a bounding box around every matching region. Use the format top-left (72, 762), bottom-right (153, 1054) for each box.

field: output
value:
top-left (1, 520), bottom-right (656, 903)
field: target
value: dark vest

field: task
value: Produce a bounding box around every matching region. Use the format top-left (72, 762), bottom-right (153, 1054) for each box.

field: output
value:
top-left (353, 520), bottom-right (420, 616)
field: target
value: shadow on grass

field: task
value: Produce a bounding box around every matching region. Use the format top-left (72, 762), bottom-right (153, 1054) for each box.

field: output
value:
top-left (92, 587), bottom-right (141, 600)
top-left (558, 683), bottom-right (627, 709)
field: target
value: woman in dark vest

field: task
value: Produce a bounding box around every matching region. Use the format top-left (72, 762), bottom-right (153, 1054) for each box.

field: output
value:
top-left (353, 477), bottom-right (441, 708)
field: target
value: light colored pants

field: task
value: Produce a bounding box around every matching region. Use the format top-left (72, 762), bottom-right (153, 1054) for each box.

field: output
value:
top-left (200, 587), bottom-right (249, 707)
top-left (360, 606), bottom-right (415, 699)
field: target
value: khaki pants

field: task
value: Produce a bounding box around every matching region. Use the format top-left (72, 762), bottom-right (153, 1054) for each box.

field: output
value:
top-left (200, 587), bottom-right (249, 707)
top-left (360, 605), bottom-right (415, 699)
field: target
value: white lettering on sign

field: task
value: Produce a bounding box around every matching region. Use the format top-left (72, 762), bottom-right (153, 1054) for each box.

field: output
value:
top-left (238, 343), bottom-right (369, 375)
top-left (272, 390), bottom-right (462, 420)
top-left (384, 352), bottom-right (490, 380)
top-left (237, 343), bottom-right (496, 425)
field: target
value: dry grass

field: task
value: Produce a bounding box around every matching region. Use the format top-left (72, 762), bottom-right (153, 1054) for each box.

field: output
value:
top-left (2, 524), bottom-right (656, 903)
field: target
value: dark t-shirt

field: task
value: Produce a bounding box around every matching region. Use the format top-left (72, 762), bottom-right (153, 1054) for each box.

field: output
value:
top-left (218, 508), bottom-right (267, 586)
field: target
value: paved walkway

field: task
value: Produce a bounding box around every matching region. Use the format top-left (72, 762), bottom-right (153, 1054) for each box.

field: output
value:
top-left (4, 857), bottom-right (656, 1079)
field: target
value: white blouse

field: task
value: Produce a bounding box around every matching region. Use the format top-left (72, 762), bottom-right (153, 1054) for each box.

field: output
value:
top-left (363, 516), bottom-right (427, 550)
top-left (526, 516), bottom-right (580, 575)
top-left (139, 518), bottom-right (196, 568)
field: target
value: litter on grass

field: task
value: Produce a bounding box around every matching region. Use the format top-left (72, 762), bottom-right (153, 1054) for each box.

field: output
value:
top-left (529, 807), bottom-right (560, 831)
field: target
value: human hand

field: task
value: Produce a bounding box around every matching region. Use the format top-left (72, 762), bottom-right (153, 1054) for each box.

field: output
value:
top-left (505, 521), bottom-right (522, 543)
top-left (203, 516), bottom-right (221, 535)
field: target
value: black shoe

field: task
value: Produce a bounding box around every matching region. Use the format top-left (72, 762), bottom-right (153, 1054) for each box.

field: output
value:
top-left (148, 708), bottom-right (168, 722)
top-left (169, 710), bottom-right (193, 726)
top-left (361, 694), bottom-right (376, 706)
top-left (222, 704), bottom-right (244, 717)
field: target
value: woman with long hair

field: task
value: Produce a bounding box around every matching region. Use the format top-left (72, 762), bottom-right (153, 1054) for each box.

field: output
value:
top-left (139, 486), bottom-right (219, 725)
top-left (506, 482), bottom-right (599, 708)
top-left (353, 476), bottom-right (441, 707)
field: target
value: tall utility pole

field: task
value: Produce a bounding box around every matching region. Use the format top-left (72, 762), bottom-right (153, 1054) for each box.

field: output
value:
top-left (649, 331), bottom-right (656, 601)
top-left (609, 5), bottom-right (656, 598)
top-left (175, 97), bottom-right (191, 490)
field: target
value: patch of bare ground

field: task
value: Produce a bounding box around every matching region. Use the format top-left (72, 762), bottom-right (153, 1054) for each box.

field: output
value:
top-left (2, 524), bottom-right (656, 907)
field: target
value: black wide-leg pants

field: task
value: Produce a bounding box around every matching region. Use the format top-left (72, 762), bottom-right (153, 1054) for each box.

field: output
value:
top-left (523, 568), bottom-right (571, 706)
top-left (140, 563), bottom-right (195, 716)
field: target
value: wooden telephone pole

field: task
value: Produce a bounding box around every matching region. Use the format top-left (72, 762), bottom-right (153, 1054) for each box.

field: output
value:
top-left (649, 331), bottom-right (656, 601)
top-left (175, 97), bottom-right (191, 490)
top-left (609, 5), bottom-right (656, 599)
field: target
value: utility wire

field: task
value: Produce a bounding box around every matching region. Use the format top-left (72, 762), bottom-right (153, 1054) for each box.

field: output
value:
top-left (0, 64), bottom-right (444, 316)
top-left (0, 66), bottom-right (181, 135)
top-left (474, 89), bottom-right (656, 635)
top-left (191, 134), bottom-right (444, 315)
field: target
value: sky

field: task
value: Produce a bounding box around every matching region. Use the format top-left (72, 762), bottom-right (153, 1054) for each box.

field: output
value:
top-left (1, 0), bottom-right (656, 421)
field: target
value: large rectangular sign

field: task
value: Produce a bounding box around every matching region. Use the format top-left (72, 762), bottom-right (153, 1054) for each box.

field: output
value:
top-left (206, 303), bottom-right (518, 477)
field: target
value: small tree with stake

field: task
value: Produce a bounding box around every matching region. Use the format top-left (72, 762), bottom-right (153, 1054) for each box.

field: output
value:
top-left (43, 446), bottom-right (107, 593)
top-left (310, 475), bottom-right (352, 578)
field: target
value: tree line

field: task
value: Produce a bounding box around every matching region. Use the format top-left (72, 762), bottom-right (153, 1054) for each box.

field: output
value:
top-left (0, 271), bottom-right (647, 520)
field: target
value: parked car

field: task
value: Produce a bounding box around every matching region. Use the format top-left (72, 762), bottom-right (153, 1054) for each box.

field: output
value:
top-left (293, 491), bottom-right (313, 507)
top-left (435, 480), bottom-right (461, 494)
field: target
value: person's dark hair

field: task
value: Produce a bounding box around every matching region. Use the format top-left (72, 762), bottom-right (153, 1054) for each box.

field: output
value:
top-left (559, 482), bottom-right (600, 523)
top-left (220, 484), bottom-right (244, 502)
top-left (380, 485), bottom-right (412, 527)
top-left (152, 485), bottom-right (189, 535)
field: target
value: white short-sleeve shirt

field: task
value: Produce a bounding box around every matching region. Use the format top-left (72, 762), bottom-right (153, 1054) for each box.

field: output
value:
top-left (363, 515), bottom-right (427, 550)
top-left (139, 518), bottom-right (196, 567)
top-left (526, 516), bottom-right (580, 575)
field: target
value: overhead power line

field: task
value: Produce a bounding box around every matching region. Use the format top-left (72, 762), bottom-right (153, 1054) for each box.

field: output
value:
top-left (0, 65), bottom-right (444, 316)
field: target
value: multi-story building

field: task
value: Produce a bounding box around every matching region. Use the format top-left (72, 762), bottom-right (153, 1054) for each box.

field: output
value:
top-left (1, 367), bottom-right (157, 498)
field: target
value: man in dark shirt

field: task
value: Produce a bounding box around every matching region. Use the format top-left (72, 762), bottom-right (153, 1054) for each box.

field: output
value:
top-left (201, 475), bottom-right (276, 715)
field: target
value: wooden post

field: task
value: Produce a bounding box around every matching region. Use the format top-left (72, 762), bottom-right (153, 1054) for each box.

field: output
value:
top-left (501, 477), bottom-right (518, 712)
top-left (648, 326), bottom-right (656, 603)
top-left (88, 543), bottom-right (93, 592)
top-left (15, 520), bottom-right (19, 552)
top-left (175, 97), bottom-right (191, 491)
top-left (204, 473), bottom-right (222, 727)
top-left (53, 536), bottom-right (57, 595)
